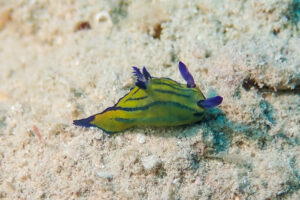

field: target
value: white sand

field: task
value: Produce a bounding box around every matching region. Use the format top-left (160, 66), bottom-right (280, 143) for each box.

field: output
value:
top-left (0, 0), bottom-right (299, 199)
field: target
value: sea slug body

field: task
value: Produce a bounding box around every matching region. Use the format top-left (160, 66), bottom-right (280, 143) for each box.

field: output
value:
top-left (73, 61), bottom-right (223, 134)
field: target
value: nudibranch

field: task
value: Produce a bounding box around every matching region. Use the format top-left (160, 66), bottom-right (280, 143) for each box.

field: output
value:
top-left (73, 61), bottom-right (223, 134)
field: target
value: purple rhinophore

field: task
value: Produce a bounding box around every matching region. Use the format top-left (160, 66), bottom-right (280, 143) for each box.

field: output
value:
top-left (198, 96), bottom-right (223, 109)
top-left (179, 61), bottom-right (196, 88)
top-left (142, 67), bottom-right (152, 80)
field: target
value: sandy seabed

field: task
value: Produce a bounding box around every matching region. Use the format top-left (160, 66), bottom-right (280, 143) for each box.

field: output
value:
top-left (0, 0), bottom-right (299, 199)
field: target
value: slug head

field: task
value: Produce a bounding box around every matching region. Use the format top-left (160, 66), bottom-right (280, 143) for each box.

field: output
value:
top-left (178, 61), bottom-right (223, 109)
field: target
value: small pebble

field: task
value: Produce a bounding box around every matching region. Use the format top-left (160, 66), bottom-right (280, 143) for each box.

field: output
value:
top-left (122, 79), bottom-right (134, 89)
top-left (172, 178), bottom-right (180, 184)
top-left (0, 9), bottom-right (11, 31)
top-left (96, 171), bottom-right (113, 179)
top-left (141, 155), bottom-right (161, 171)
top-left (136, 134), bottom-right (146, 144)
top-left (74, 21), bottom-right (91, 32)
top-left (93, 131), bottom-right (103, 140)
top-left (95, 11), bottom-right (111, 22)
top-left (0, 92), bottom-right (10, 102)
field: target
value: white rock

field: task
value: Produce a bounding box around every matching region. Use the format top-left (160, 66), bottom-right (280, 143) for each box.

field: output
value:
top-left (95, 11), bottom-right (111, 23)
top-left (96, 171), bottom-right (113, 179)
top-left (172, 178), bottom-right (180, 184)
top-left (136, 134), bottom-right (146, 144)
top-left (141, 155), bottom-right (161, 171)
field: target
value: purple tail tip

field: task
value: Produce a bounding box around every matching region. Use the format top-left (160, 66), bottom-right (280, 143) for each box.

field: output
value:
top-left (73, 115), bottom-right (95, 128)
top-left (198, 96), bottom-right (223, 109)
